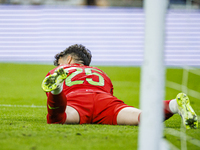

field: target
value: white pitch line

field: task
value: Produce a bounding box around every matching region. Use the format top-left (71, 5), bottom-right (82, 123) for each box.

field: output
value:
top-left (165, 128), bottom-right (200, 147)
top-left (0, 104), bottom-right (46, 108)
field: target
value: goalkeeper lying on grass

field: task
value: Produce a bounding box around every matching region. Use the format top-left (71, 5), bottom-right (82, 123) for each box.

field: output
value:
top-left (42, 44), bottom-right (198, 129)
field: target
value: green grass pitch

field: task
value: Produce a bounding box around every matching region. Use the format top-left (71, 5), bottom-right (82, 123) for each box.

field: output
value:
top-left (0, 63), bottom-right (200, 150)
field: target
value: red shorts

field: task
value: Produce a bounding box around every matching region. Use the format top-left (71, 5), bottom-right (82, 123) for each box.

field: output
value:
top-left (66, 92), bottom-right (132, 125)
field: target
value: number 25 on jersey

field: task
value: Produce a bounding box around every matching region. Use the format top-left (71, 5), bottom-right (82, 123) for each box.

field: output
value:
top-left (64, 67), bottom-right (105, 87)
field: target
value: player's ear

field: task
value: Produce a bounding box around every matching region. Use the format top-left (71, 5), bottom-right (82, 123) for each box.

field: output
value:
top-left (66, 55), bottom-right (73, 64)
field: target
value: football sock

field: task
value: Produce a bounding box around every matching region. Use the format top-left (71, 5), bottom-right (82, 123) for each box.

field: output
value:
top-left (169, 99), bottom-right (179, 114)
top-left (47, 91), bottom-right (67, 124)
top-left (163, 100), bottom-right (174, 120)
top-left (50, 83), bottom-right (63, 95)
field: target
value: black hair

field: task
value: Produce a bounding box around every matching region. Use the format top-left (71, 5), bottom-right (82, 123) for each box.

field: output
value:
top-left (54, 44), bottom-right (92, 66)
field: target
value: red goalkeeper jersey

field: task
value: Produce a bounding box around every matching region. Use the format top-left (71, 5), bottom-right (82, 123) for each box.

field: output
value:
top-left (46, 64), bottom-right (114, 95)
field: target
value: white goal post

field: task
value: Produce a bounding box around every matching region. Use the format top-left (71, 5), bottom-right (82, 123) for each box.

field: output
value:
top-left (138, 0), bottom-right (169, 150)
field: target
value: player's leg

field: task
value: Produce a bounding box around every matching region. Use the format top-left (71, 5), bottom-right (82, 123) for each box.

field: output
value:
top-left (42, 67), bottom-right (79, 124)
top-left (163, 93), bottom-right (198, 129)
top-left (117, 93), bottom-right (198, 128)
top-left (117, 101), bottom-right (174, 125)
top-left (163, 100), bottom-right (175, 120)
top-left (46, 91), bottom-right (67, 124)
top-left (116, 98), bottom-right (173, 125)
top-left (117, 107), bottom-right (142, 125)
top-left (65, 92), bottom-right (95, 124)
top-left (93, 93), bottom-right (142, 125)
top-left (65, 105), bottom-right (80, 124)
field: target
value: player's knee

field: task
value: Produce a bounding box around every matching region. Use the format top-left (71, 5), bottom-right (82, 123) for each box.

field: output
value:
top-left (117, 107), bottom-right (141, 125)
top-left (65, 107), bottom-right (80, 124)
